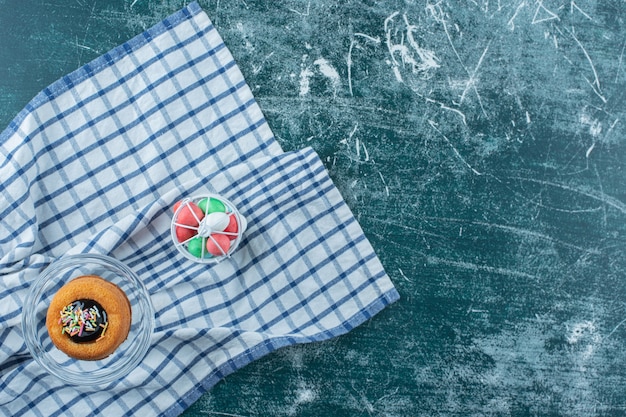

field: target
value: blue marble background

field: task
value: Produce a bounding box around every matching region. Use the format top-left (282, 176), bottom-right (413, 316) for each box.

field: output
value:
top-left (1, 0), bottom-right (626, 415)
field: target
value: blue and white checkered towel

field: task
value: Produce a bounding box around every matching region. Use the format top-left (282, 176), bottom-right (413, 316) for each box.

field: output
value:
top-left (0, 3), bottom-right (399, 416)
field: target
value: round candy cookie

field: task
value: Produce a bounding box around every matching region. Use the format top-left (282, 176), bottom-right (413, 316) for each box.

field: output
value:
top-left (171, 194), bottom-right (247, 262)
top-left (46, 275), bottom-right (132, 361)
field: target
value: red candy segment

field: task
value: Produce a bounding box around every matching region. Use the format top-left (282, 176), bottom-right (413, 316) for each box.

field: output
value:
top-left (174, 201), bottom-right (204, 243)
top-left (176, 201), bottom-right (204, 226)
top-left (223, 214), bottom-right (239, 240)
top-left (175, 226), bottom-right (196, 243)
top-left (206, 234), bottom-right (231, 256)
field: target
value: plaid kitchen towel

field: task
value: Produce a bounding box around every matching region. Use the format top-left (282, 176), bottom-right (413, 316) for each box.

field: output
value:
top-left (0, 2), bottom-right (399, 416)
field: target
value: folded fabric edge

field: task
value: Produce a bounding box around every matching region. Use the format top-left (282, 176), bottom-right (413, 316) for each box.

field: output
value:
top-left (0, 1), bottom-right (203, 144)
top-left (163, 287), bottom-right (399, 417)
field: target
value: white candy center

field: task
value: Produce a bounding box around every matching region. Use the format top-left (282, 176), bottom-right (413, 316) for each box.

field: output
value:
top-left (197, 212), bottom-right (230, 237)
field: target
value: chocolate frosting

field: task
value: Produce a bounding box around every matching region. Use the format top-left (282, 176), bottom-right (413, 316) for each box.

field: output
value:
top-left (60, 299), bottom-right (108, 343)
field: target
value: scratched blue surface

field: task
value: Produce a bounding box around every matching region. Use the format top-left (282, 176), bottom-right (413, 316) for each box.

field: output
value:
top-left (2, 1), bottom-right (626, 415)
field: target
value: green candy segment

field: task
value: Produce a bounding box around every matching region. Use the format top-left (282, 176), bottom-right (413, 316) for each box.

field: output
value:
top-left (198, 197), bottom-right (226, 214)
top-left (174, 195), bottom-right (238, 260)
top-left (187, 236), bottom-right (209, 258)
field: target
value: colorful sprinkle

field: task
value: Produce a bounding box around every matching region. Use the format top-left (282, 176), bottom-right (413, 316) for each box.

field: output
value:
top-left (59, 299), bottom-right (108, 343)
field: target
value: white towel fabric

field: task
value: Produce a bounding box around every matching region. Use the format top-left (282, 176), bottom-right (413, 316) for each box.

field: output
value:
top-left (0, 3), bottom-right (399, 416)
